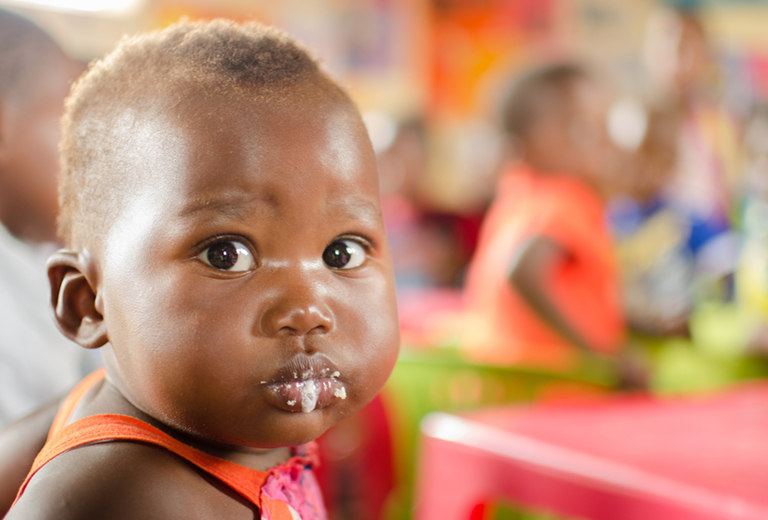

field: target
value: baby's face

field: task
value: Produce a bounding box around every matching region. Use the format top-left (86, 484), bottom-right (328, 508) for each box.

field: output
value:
top-left (97, 86), bottom-right (399, 449)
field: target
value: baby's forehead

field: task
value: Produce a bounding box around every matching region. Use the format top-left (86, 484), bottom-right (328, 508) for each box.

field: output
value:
top-left (106, 104), bottom-right (381, 240)
top-left (113, 77), bottom-right (357, 141)
top-left (115, 84), bottom-right (374, 182)
top-left (81, 75), bottom-right (373, 195)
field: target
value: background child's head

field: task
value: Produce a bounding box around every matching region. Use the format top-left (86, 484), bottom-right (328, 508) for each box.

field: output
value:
top-left (51, 19), bottom-right (399, 450)
top-left (0, 8), bottom-right (82, 243)
top-left (742, 103), bottom-right (768, 199)
top-left (498, 62), bottom-right (618, 191)
top-left (643, 6), bottom-right (715, 106)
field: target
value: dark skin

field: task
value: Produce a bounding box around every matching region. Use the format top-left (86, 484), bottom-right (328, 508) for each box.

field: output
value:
top-left (509, 237), bottom-right (595, 354)
top-left (6, 84), bottom-right (400, 518)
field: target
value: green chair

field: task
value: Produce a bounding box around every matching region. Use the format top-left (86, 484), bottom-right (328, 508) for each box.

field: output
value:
top-left (381, 346), bottom-right (610, 520)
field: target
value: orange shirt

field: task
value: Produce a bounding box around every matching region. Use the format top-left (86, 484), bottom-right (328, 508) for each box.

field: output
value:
top-left (14, 370), bottom-right (326, 519)
top-left (462, 165), bottom-right (625, 370)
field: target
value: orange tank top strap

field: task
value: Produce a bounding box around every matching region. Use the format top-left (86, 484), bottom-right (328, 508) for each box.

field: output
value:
top-left (16, 413), bottom-right (305, 519)
top-left (15, 371), bottom-right (323, 519)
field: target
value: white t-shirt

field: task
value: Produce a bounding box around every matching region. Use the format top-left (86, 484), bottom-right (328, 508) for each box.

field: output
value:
top-left (0, 224), bottom-right (100, 426)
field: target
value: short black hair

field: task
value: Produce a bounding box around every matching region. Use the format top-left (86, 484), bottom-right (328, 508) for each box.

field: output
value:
top-left (499, 62), bottom-right (590, 139)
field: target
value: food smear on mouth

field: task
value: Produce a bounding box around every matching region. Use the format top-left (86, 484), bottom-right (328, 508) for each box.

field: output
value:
top-left (299, 380), bottom-right (319, 413)
top-left (265, 370), bottom-right (347, 413)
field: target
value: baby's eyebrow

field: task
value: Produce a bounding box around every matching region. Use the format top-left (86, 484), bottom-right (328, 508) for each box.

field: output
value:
top-left (335, 199), bottom-right (382, 226)
top-left (179, 194), bottom-right (264, 220)
top-left (178, 193), bottom-right (382, 225)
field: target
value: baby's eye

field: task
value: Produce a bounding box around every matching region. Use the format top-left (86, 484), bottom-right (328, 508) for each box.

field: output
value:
top-left (198, 240), bottom-right (255, 272)
top-left (322, 239), bottom-right (366, 270)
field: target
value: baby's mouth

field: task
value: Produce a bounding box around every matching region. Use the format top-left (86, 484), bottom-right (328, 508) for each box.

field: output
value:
top-left (268, 378), bottom-right (346, 413)
top-left (263, 356), bottom-right (347, 413)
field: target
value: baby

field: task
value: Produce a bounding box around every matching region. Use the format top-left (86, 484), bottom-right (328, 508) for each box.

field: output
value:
top-left (6, 19), bottom-right (399, 519)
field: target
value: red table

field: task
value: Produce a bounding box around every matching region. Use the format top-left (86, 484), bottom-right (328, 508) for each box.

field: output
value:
top-left (414, 383), bottom-right (768, 519)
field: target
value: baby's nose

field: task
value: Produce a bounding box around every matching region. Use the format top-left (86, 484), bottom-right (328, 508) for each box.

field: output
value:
top-left (257, 265), bottom-right (334, 337)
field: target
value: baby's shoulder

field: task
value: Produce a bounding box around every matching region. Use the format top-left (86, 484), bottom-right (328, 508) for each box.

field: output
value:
top-left (7, 441), bottom-right (257, 519)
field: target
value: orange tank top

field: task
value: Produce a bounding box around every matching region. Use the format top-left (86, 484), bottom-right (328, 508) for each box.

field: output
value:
top-left (463, 165), bottom-right (625, 369)
top-left (14, 370), bottom-right (326, 520)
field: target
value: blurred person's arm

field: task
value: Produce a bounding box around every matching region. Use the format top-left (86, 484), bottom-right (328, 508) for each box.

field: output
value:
top-left (508, 236), bottom-right (597, 353)
top-left (508, 236), bottom-right (648, 389)
top-left (0, 399), bottom-right (59, 516)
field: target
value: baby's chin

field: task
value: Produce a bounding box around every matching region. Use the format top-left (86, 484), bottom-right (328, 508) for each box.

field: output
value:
top-left (230, 406), bottom-right (355, 450)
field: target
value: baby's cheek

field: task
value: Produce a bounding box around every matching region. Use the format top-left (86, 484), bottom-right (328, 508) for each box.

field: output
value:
top-left (360, 322), bottom-right (399, 393)
top-left (339, 275), bottom-right (399, 402)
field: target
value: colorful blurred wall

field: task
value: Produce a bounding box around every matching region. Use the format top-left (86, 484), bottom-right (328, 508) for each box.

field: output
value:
top-left (2, 0), bottom-right (768, 213)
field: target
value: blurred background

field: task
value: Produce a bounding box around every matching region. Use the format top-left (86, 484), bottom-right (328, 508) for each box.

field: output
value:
top-left (4, 0), bottom-right (768, 276)
top-left (5, 0), bottom-right (768, 518)
top-left (6, 0), bottom-right (767, 222)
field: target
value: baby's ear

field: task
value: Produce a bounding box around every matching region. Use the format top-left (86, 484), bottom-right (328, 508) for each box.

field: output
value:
top-left (47, 250), bottom-right (108, 349)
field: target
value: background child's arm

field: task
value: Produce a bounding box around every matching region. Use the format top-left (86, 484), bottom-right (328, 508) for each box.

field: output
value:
top-left (508, 235), bottom-right (599, 353)
top-left (509, 236), bottom-right (649, 389)
top-left (0, 399), bottom-right (59, 516)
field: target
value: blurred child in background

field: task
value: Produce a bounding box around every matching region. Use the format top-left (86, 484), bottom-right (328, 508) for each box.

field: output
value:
top-left (607, 100), bottom-right (694, 339)
top-left (378, 115), bottom-right (485, 291)
top-left (461, 62), bottom-right (634, 382)
top-left (0, 8), bottom-right (99, 427)
top-left (377, 115), bottom-right (484, 347)
top-left (613, 5), bottom-right (766, 394)
top-left (377, 116), bottom-right (469, 290)
top-left (642, 5), bottom-right (742, 300)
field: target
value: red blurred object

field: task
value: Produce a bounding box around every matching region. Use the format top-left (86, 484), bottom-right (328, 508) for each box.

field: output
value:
top-left (397, 288), bottom-right (465, 347)
top-left (415, 384), bottom-right (768, 519)
top-left (315, 394), bottom-right (394, 520)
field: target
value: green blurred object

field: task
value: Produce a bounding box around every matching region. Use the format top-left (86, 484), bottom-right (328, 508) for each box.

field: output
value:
top-left (489, 501), bottom-right (585, 520)
top-left (689, 301), bottom-right (756, 357)
top-left (648, 301), bottom-right (768, 396)
top-left (381, 346), bottom-right (611, 520)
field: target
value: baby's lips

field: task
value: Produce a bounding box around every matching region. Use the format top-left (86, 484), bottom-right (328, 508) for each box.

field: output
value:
top-left (264, 377), bottom-right (347, 413)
